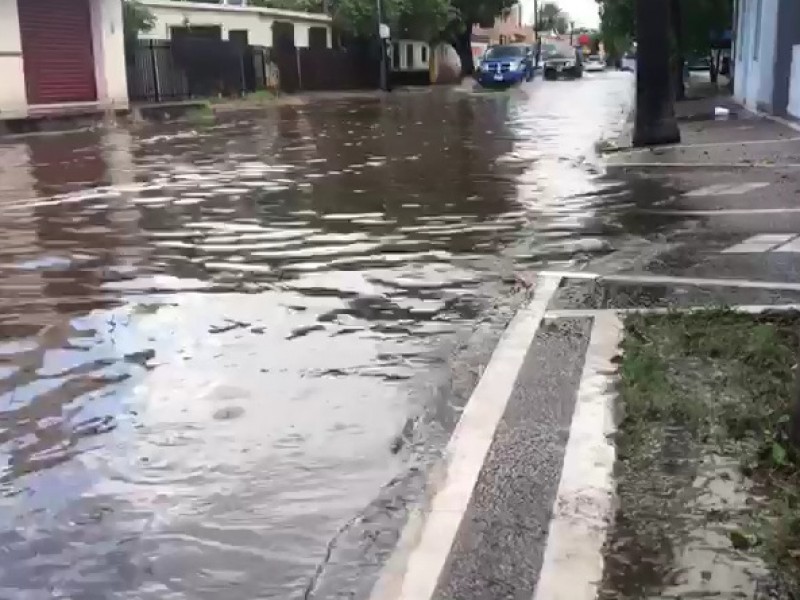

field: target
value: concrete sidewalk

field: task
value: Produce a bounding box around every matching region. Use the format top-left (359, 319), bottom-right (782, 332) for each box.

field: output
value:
top-left (601, 84), bottom-right (800, 290)
top-left (370, 81), bottom-right (800, 600)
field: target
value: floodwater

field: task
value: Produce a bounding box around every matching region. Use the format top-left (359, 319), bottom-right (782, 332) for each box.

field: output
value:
top-left (0, 74), bottom-right (632, 599)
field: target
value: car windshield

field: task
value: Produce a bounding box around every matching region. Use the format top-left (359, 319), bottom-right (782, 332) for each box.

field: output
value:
top-left (542, 44), bottom-right (569, 59)
top-left (588, 55), bottom-right (601, 61)
top-left (484, 45), bottom-right (526, 60)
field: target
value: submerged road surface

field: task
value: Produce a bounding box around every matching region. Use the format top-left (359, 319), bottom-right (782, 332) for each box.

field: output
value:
top-left (0, 73), bottom-right (632, 599)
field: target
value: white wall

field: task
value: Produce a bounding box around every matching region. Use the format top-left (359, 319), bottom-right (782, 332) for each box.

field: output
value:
top-left (294, 23), bottom-right (309, 49)
top-left (0, 0), bottom-right (128, 118)
top-left (756, 0), bottom-right (779, 109)
top-left (788, 44), bottom-right (800, 118)
top-left (142, 3), bottom-right (272, 46)
top-left (733, 0), bottom-right (746, 102)
top-left (390, 40), bottom-right (430, 72)
top-left (140, 1), bottom-right (332, 48)
top-left (0, 0), bottom-right (28, 118)
top-left (91, 0), bottom-right (129, 108)
top-left (735, 0), bottom-right (780, 112)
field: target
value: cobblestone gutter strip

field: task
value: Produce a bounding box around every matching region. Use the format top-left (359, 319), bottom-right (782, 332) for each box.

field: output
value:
top-left (600, 310), bottom-right (800, 600)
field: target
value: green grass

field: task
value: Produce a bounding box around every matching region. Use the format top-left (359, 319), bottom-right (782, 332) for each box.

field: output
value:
top-left (618, 309), bottom-right (800, 590)
top-left (244, 89), bottom-right (277, 103)
top-left (184, 103), bottom-right (214, 124)
top-left (207, 90), bottom-right (278, 106)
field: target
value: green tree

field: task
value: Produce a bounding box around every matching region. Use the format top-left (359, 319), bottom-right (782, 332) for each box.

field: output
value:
top-left (396, 0), bottom-right (453, 40)
top-left (251, 0), bottom-right (325, 10)
top-left (123, 0), bottom-right (155, 43)
top-left (310, 0), bottom-right (447, 40)
top-left (597, 0), bottom-right (633, 63)
top-left (538, 2), bottom-right (568, 34)
top-left (451, 0), bottom-right (517, 74)
top-left (597, 0), bottom-right (731, 70)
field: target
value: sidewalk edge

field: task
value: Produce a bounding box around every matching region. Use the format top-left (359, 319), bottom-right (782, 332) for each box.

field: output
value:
top-left (531, 313), bottom-right (622, 600)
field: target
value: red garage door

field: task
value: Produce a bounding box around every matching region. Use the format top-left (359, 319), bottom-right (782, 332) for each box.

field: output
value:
top-left (17, 0), bottom-right (97, 104)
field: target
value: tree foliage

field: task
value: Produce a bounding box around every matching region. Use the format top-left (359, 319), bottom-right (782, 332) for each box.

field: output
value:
top-left (251, 0), bottom-right (325, 11)
top-left (596, 0), bottom-right (731, 59)
top-left (256, 0), bottom-right (450, 40)
top-left (450, 0), bottom-right (516, 29)
top-left (537, 2), bottom-right (569, 34)
top-left (334, 0), bottom-right (451, 39)
top-left (596, 0), bottom-right (632, 60)
top-left (123, 0), bottom-right (155, 43)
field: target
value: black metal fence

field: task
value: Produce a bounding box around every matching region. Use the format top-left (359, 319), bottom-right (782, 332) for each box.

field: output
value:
top-left (272, 46), bottom-right (380, 93)
top-left (126, 38), bottom-right (270, 102)
top-left (126, 37), bottom-right (380, 102)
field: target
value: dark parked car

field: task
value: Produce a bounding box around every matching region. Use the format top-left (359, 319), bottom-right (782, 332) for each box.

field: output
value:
top-left (476, 44), bottom-right (534, 88)
top-left (543, 47), bottom-right (583, 80)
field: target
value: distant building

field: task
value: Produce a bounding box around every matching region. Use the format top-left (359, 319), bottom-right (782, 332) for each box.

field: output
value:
top-left (389, 40), bottom-right (430, 75)
top-left (733, 0), bottom-right (800, 117)
top-left (472, 3), bottom-right (534, 60)
top-left (0, 0), bottom-right (128, 121)
top-left (139, 0), bottom-right (333, 49)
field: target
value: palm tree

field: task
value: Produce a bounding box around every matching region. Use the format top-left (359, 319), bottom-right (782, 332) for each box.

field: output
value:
top-left (632, 0), bottom-right (680, 146)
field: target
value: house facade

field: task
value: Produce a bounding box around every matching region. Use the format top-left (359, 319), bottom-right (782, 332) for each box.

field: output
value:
top-left (0, 0), bottom-right (128, 120)
top-left (734, 0), bottom-right (800, 117)
top-left (139, 0), bottom-right (333, 49)
top-left (471, 3), bottom-right (534, 61)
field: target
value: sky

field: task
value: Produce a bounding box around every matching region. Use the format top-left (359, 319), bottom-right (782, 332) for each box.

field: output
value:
top-left (521, 0), bottom-right (600, 29)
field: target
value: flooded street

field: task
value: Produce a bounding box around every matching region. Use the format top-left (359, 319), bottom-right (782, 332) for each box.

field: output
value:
top-left (0, 74), bottom-right (632, 599)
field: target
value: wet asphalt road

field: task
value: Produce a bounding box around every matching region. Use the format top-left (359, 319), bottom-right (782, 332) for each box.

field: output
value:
top-left (0, 72), bottom-right (633, 599)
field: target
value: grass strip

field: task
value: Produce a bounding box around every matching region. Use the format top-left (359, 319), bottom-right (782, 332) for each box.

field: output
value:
top-left (603, 309), bottom-right (800, 598)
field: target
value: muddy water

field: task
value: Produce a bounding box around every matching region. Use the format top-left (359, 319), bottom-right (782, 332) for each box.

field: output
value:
top-left (0, 75), bottom-right (631, 599)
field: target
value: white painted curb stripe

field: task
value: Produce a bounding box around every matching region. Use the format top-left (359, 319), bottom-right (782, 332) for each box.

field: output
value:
top-left (370, 274), bottom-right (561, 600)
top-left (613, 135), bottom-right (800, 154)
top-left (532, 313), bottom-right (622, 600)
top-left (607, 162), bottom-right (800, 169)
top-left (685, 182), bottom-right (771, 197)
top-left (544, 303), bottom-right (800, 319)
top-left (539, 270), bottom-right (800, 293)
top-left (722, 233), bottom-right (796, 254)
top-left (637, 207), bottom-right (800, 216)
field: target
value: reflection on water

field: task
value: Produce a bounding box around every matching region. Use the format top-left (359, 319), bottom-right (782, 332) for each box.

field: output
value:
top-left (0, 78), bottom-right (631, 598)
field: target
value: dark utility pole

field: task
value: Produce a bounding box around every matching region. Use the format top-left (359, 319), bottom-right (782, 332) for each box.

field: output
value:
top-left (671, 0), bottom-right (685, 100)
top-left (633, 0), bottom-right (680, 146)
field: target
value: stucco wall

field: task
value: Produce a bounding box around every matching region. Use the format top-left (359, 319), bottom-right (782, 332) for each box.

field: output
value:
top-left (734, 0), bottom-right (780, 112)
top-left (390, 40), bottom-right (430, 72)
top-left (756, 0), bottom-right (778, 110)
top-left (788, 45), bottom-right (800, 118)
top-left (1, 0), bottom-right (128, 118)
top-left (91, 0), bottom-right (129, 108)
top-left (0, 0), bottom-right (28, 117)
top-left (140, 1), bottom-right (332, 48)
top-left (771, 0), bottom-right (800, 115)
top-left (733, 0), bottom-right (745, 102)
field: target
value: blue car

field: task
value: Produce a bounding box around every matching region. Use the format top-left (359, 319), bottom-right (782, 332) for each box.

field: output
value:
top-left (477, 44), bottom-right (534, 88)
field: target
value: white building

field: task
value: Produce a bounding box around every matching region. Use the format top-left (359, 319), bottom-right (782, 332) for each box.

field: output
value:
top-left (734, 0), bottom-right (800, 117)
top-left (139, 0), bottom-right (333, 49)
top-left (390, 40), bottom-right (430, 74)
top-left (0, 0), bottom-right (128, 120)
